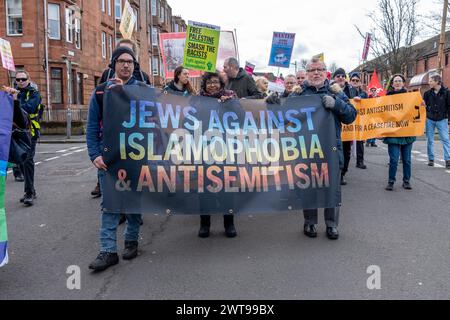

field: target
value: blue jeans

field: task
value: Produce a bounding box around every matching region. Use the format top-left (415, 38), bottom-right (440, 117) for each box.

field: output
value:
top-left (426, 119), bottom-right (450, 161)
top-left (98, 170), bottom-right (141, 253)
top-left (388, 143), bottom-right (413, 184)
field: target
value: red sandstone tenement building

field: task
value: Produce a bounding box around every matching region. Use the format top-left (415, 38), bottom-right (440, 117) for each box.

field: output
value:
top-left (0, 0), bottom-right (186, 118)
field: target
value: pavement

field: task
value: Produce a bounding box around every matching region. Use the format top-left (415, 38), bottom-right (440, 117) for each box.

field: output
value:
top-left (39, 135), bottom-right (86, 144)
top-left (0, 141), bottom-right (449, 300)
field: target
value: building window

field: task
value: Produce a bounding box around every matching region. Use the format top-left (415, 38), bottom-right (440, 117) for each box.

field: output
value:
top-left (407, 63), bottom-right (415, 78)
top-left (446, 54), bottom-right (449, 67)
top-left (65, 8), bottom-right (74, 43)
top-left (152, 57), bottom-right (159, 75)
top-left (48, 3), bottom-right (61, 40)
top-left (109, 35), bottom-right (113, 59)
top-left (101, 0), bottom-right (105, 12)
top-left (107, 0), bottom-right (112, 15)
top-left (51, 68), bottom-right (63, 104)
top-left (151, 0), bottom-right (157, 16)
top-left (72, 72), bottom-right (83, 105)
top-left (74, 18), bottom-right (81, 49)
top-left (101, 32), bottom-right (106, 58)
top-left (133, 7), bottom-right (138, 31)
top-left (424, 59), bottom-right (429, 71)
top-left (152, 28), bottom-right (158, 46)
top-left (160, 5), bottom-right (164, 23)
top-left (6, 0), bottom-right (23, 36)
top-left (115, 0), bottom-right (121, 19)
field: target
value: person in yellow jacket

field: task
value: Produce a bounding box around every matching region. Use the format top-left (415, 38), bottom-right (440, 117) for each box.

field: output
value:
top-left (4, 70), bottom-right (42, 206)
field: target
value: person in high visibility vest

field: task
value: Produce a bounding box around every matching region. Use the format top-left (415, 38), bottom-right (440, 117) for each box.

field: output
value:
top-left (4, 70), bottom-right (42, 206)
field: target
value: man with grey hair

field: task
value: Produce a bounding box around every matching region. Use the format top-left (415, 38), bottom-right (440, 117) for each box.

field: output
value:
top-left (223, 57), bottom-right (259, 98)
top-left (423, 74), bottom-right (450, 169)
top-left (296, 69), bottom-right (307, 86)
top-left (291, 57), bottom-right (357, 240)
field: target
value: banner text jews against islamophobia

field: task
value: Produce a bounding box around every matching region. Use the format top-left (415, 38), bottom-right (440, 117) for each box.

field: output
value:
top-left (102, 86), bottom-right (341, 215)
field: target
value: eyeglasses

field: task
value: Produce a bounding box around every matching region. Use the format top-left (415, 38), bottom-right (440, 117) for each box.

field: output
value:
top-left (116, 59), bottom-right (134, 66)
top-left (351, 79), bottom-right (360, 83)
top-left (307, 68), bottom-right (326, 73)
top-left (16, 78), bottom-right (28, 82)
top-left (206, 80), bottom-right (220, 85)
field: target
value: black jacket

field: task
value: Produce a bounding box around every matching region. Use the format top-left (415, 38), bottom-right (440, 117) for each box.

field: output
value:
top-left (225, 68), bottom-right (259, 98)
top-left (424, 86), bottom-right (450, 121)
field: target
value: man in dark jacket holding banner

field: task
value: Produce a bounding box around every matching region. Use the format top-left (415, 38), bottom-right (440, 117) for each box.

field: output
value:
top-left (87, 46), bottom-right (143, 272)
top-left (291, 58), bottom-right (357, 240)
top-left (223, 57), bottom-right (260, 98)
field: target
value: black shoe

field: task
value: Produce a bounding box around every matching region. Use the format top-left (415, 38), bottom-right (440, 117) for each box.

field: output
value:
top-left (122, 241), bottom-right (138, 260)
top-left (14, 175), bottom-right (24, 182)
top-left (119, 214), bottom-right (126, 225)
top-left (340, 175), bottom-right (347, 186)
top-left (225, 224), bottom-right (237, 238)
top-left (20, 192), bottom-right (36, 203)
top-left (198, 225), bottom-right (210, 238)
top-left (88, 252), bottom-right (119, 271)
top-left (402, 182), bottom-right (412, 190)
top-left (365, 143), bottom-right (370, 147)
top-left (385, 183), bottom-right (394, 191)
top-left (356, 163), bottom-right (367, 169)
top-left (326, 227), bottom-right (339, 240)
top-left (446, 161), bottom-right (450, 169)
top-left (303, 224), bottom-right (317, 238)
top-left (428, 160), bottom-right (434, 167)
top-left (371, 143), bottom-right (378, 147)
top-left (91, 184), bottom-right (101, 198)
top-left (23, 194), bottom-right (35, 206)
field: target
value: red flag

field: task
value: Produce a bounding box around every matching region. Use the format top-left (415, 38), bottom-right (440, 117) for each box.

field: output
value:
top-left (367, 69), bottom-right (386, 97)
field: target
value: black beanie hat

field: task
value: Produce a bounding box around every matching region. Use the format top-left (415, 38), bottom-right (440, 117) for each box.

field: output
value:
top-left (109, 46), bottom-right (137, 70)
top-left (349, 72), bottom-right (361, 80)
top-left (332, 68), bottom-right (346, 79)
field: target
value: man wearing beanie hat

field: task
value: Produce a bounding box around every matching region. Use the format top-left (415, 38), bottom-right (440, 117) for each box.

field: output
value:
top-left (100, 40), bottom-right (151, 85)
top-left (92, 40), bottom-right (151, 202)
top-left (86, 45), bottom-right (144, 272)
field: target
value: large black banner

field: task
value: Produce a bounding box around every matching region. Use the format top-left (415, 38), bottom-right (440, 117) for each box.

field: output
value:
top-left (102, 85), bottom-right (340, 215)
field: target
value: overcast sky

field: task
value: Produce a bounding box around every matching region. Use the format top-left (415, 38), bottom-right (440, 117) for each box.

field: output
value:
top-left (170, 0), bottom-right (442, 76)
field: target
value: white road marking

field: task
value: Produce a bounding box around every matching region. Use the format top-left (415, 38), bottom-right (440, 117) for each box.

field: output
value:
top-left (412, 151), bottom-right (421, 154)
top-left (35, 162), bottom-right (42, 165)
top-left (44, 156), bottom-right (60, 162)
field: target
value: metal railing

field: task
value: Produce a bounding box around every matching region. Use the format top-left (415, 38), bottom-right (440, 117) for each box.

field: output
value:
top-left (41, 109), bottom-right (88, 122)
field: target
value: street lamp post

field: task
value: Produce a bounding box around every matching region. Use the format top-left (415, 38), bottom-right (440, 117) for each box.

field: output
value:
top-left (438, 0), bottom-right (449, 74)
top-left (62, 56), bottom-right (72, 139)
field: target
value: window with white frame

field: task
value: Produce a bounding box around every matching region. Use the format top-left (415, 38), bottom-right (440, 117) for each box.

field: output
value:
top-left (152, 57), bottom-right (159, 75)
top-left (133, 7), bottom-right (138, 31)
top-left (65, 8), bottom-right (73, 43)
top-left (108, 35), bottom-right (113, 58)
top-left (107, 0), bottom-right (112, 15)
top-left (6, 0), bottom-right (23, 36)
top-left (74, 18), bottom-right (81, 49)
top-left (115, 0), bottom-right (121, 19)
top-left (48, 3), bottom-right (61, 40)
top-left (101, 32), bottom-right (106, 59)
top-left (152, 28), bottom-right (158, 46)
top-left (101, 0), bottom-right (105, 12)
top-left (151, 0), bottom-right (156, 16)
top-left (160, 5), bottom-right (164, 23)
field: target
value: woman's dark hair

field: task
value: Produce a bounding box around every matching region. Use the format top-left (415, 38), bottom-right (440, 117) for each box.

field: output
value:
top-left (387, 73), bottom-right (406, 92)
top-left (201, 72), bottom-right (225, 93)
top-left (174, 65), bottom-right (195, 94)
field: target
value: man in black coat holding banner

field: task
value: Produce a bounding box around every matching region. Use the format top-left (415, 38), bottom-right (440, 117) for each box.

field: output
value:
top-left (291, 58), bottom-right (357, 240)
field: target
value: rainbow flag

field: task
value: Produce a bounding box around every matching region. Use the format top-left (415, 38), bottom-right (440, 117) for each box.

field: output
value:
top-left (0, 91), bottom-right (14, 267)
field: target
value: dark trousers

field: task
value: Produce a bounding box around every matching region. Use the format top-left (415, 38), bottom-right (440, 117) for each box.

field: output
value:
top-left (12, 164), bottom-right (23, 178)
top-left (303, 207), bottom-right (340, 228)
top-left (20, 138), bottom-right (37, 196)
top-left (200, 215), bottom-right (234, 227)
top-left (342, 141), bottom-right (365, 175)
